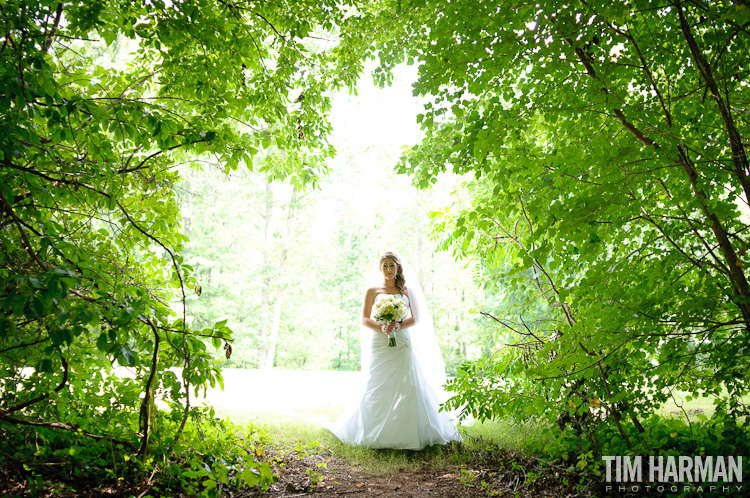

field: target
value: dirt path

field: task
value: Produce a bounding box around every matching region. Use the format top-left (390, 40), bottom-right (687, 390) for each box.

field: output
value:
top-left (235, 445), bottom-right (596, 498)
top-left (243, 452), bottom-right (491, 498)
top-left (263, 454), bottom-right (482, 497)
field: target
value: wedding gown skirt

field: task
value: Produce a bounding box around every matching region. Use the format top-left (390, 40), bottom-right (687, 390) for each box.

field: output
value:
top-left (329, 326), bottom-right (462, 450)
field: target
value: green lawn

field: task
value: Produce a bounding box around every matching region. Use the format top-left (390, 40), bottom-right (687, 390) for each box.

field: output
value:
top-left (213, 404), bottom-right (551, 474)
top-left (205, 371), bottom-right (745, 476)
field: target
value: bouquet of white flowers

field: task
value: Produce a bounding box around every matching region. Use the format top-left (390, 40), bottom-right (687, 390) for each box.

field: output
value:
top-left (373, 295), bottom-right (408, 347)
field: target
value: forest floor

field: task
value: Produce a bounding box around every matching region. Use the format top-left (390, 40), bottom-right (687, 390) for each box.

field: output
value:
top-left (239, 445), bottom-right (596, 498)
top-left (205, 369), bottom-right (599, 498)
top-left (0, 447), bottom-right (594, 498)
top-left (1, 369), bottom-right (600, 497)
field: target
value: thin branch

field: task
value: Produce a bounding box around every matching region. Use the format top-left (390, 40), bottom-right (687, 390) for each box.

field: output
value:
top-left (0, 189), bottom-right (48, 270)
top-left (254, 12), bottom-right (286, 41)
top-left (479, 310), bottom-right (521, 335)
top-left (0, 412), bottom-right (136, 451)
top-left (0, 337), bottom-right (49, 355)
top-left (2, 159), bottom-right (112, 199)
top-left (119, 138), bottom-right (208, 174)
top-left (1, 353), bottom-right (68, 415)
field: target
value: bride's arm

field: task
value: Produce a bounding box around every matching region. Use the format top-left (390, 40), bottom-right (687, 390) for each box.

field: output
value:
top-left (361, 288), bottom-right (391, 335)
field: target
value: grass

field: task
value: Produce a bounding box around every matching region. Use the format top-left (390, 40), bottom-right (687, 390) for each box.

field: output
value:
top-left (656, 390), bottom-right (719, 419)
top-left (210, 380), bottom-right (747, 479)
top-left (214, 404), bottom-right (553, 476)
top-left (459, 417), bottom-right (551, 454)
top-left (216, 406), bottom-right (340, 446)
top-left (215, 405), bottom-right (446, 474)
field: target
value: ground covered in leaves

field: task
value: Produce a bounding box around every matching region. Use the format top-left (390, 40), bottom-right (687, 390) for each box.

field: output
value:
top-left (1, 441), bottom-right (602, 498)
top-left (243, 442), bottom-right (600, 498)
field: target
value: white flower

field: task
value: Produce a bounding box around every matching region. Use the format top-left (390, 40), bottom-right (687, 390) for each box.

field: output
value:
top-left (373, 295), bottom-right (408, 325)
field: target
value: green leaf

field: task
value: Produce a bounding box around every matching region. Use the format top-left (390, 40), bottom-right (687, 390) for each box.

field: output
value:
top-left (28, 297), bottom-right (46, 318)
top-left (119, 346), bottom-right (135, 365)
top-left (50, 329), bottom-right (67, 346)
top-left (96, 332), bottom-right (108, 351)
top-left (37, 359), bottom-right (53, 373)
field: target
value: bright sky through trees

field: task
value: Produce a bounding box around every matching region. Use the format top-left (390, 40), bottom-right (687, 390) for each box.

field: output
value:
top-left (314, 63), bottom-right (424, 242)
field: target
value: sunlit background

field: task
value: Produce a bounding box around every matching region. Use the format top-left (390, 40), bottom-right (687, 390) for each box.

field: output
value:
top-left (176, 62), bottom-right (493, 378)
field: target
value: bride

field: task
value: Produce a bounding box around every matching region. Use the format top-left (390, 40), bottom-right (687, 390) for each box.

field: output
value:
top-left (328, 251), bottom-right (462, 450)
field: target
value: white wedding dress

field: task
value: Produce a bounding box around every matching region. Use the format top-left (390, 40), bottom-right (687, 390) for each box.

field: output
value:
top-left (328, 293), bottom-right (462, 450)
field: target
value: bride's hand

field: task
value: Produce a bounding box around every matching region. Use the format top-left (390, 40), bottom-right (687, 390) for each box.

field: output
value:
top-left (381, 323), bottom-right (392, 336)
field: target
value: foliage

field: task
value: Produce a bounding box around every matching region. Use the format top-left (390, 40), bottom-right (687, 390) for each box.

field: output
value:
top-left (162, 409), bottom-right (277, 496)
top-left (0, 0), bottom-right (360, 492)
top-left (542, 415), bottom-right (750, 497)
top-left (350, 0), bottom-right (750, 452)
top-left (1, 406), bottom-right (276, 496)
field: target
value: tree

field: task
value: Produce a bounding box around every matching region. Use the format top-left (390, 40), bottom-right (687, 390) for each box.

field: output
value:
top-left (260, 182), bottom-right (299, 369)
top-left (1, 0), bottom-right (359, 491)
top-left (350, 0), bottom-right (750, 451)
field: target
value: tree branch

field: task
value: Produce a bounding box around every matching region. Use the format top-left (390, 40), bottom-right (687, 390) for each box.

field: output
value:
top-left (138, 319), bottom-right (160, 456)
top-left (119, 138), bottom-right (208, 174)
top-left (0, 412), bottom-right (136, 451)
top-left (42, 3), bottom-right (63, 54)
top-left (2, 158), bottom-right (112, 199)
top-left (0, 189), bottom-right (48, 270)
top-left (0, 337), bottom-right (49, 355)
top-left (675, 145), bottom-right (750, 328)
top-left (1, 353), bottom-right (68, 415)
top-left (675, 1), bottom-right (750, 206)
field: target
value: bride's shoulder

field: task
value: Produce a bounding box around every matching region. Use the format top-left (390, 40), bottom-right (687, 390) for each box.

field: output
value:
top-left (364, 286), bottom-right (385, 296)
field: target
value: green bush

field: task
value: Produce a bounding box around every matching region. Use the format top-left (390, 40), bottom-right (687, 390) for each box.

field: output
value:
top-left (1, 406), bottom-right (276, 497)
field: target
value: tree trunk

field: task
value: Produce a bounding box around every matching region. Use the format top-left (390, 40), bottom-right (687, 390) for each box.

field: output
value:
top-left (675, 3), bottom-right (750, 207)
top-left (676, 146), bottom-right (750, 327)
top-left (265, 187), bottom-right (298, 369)
top-left (259, 181), bottom-right (273, 367)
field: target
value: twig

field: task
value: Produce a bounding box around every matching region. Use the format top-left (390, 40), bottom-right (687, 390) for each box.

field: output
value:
top-left (0, 411), bottom-right (136, 451)
top-left (0, 189), bottom-right (48, 270)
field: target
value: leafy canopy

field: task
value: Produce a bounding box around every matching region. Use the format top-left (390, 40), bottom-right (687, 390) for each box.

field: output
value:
top-left (0, 0), bottom-right (360, 493)
top-left (352, 0), bottom-right (750, 453)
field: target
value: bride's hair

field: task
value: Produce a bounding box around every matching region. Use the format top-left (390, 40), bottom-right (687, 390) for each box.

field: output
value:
top-left (380, 251), bottom-right (406, 294)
